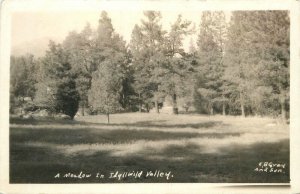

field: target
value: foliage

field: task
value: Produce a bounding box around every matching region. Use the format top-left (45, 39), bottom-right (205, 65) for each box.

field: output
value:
top-left (195, 11), bottom-right (227, 115)
top-left (10, 10), bottom-right (290, 119)
top-left (88, 60), bottom-right (123, 122)
top-left (88, 11), bottom-right (129, 122)
top-left (224, 11), bottom-right (289, 118)
top-left (130, 13), bottom-right (195, 113)
top-left (63, 24), bottom-right (94, 115)
top-left (34, 41), bottom-right (80, 119)
top-left (10, 55), bottom-right (37, 113)
top-left (129, 11), bottom-right (167, 113)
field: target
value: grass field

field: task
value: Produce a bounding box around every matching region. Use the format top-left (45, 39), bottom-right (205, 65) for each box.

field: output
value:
top-left (10, 113), bottom-right (290, 183)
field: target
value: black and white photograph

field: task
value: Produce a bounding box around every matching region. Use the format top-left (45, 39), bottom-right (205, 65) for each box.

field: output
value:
top-left (1, 0), bottom-right (300, 193)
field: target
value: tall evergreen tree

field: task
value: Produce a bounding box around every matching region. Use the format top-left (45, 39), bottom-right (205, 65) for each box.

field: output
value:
top-left (88, 11), bottom-right (130, 119)
top-left (158, 14), bottom-right (194, 114)
top-left (129, 25), bottom-right (148, 112)
top-left (247, 11), bottom-right (289, 118)
top-left (10, 54), bottom-right (37, 113)
top-left (224, 11), bottom-right (289, 118)
top-left (224, 12), bottom-right (256, 117)
top-left (10, 54), bottom-right (37, 100)
top-left (196, 11), bottom-right (227, 115)
top-left (35, 41), bottom-right (80, 119)
top-left (89, 60), bottom-right (123, 123)
top-left (63, 23), bottom-right (94, 115)
top-left (130, 11), bottom-right (167, 113)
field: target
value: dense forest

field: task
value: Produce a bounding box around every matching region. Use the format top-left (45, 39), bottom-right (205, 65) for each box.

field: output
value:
top-left (10, 11), bottom-right (290, 120)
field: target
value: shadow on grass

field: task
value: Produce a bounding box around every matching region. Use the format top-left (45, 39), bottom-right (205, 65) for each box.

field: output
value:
top-left (9, 117), bottom-right (289, 183)
top-left (10, 117), bottom-right (222, 129)
top-left (156, 139), bottom-right (290, 183)
top-left (10, 117), bottom-right (82, 125)
top-left (132, 120), bottom-right (222, 129)
top-left (10, 117), bottom-right (227, 145)
top-left (10, 138), bottom-right (289, 183)
top-left (10, 126), bottom-right (242, 145)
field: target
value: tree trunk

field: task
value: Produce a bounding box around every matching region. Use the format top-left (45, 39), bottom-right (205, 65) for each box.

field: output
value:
top-left (241, 104), bottom-right (245, 117)
top-left (172, 93), bottom-right (178, 114)
top-left (240, 93), bottom-right (245, 117)
top-left (139, 93), bottom-right (142, 112)
top-left (185, 107), bottom-right (189, 113)
top-left (81, 102), bottom-right (85, 116)
top-left (280, 96), bottom-right (286, 120)
top-left (222, 102), bottom-right (226, 116)
top-left (123, 94), bottom-right (126, 110)
top-left (210, 106), bottom-right (214, 115)
top-left (155, 100), bottom-right (159, 113)
top-left (107, 113), bottom-right (110, 124)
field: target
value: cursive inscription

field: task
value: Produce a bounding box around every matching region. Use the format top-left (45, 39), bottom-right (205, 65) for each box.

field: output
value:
top-left (54, 170), bottom-right (174, 181)
top-left (254, 161), bottom-right (286, 173)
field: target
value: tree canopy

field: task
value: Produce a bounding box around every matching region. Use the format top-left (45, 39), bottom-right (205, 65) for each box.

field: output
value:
top-left (10, 10), bottom-right (290, 120)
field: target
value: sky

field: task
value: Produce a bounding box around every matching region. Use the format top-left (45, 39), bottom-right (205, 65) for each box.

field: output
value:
top-left (11, 10), bottom-right (205, 56)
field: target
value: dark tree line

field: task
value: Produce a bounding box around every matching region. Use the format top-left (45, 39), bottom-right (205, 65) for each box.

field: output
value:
top-left (10, 11), bottom-right (289, 121)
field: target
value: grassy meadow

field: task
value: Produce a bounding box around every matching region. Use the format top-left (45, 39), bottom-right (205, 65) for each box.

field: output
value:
top-left (10, 113), bottom-right (290, 183)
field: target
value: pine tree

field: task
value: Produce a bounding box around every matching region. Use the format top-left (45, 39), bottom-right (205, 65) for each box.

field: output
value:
top-left (156, 14), bottom-right (194, 114)
top-left (63, 23), bottom-right (94, 116)
top-left (92, 11), bottom-right (125, 67)
top-left (196, 11), bottom-right (227, 115)
top-left (129, 25), bottom-right (147, 112)
top-left (246, 11), bottom-right (289, 118)
top-left (224, 11), bottom-right (289, 118)
top-left (10, 54), bottom-right (37, 113)
top-left (35, 41), bottom-right (80, 119)
top-left (10, 54), bottom-right (37, 100)
top-left (88, 11), bottom-right (129, 120)
top-left (89, 60), bottom-right (123, 123)
top-left (224, 12), bottom-right (255, 117)
top-left (130, 11), bottom-right (167, 113)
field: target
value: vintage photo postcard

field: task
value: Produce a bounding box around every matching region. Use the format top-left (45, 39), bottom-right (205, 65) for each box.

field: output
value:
top-left (1, 0), bottom-right (300, 193)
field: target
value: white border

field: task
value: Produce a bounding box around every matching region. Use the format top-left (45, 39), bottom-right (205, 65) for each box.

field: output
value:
top-left (1, 0), bottom-right (299, 193)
